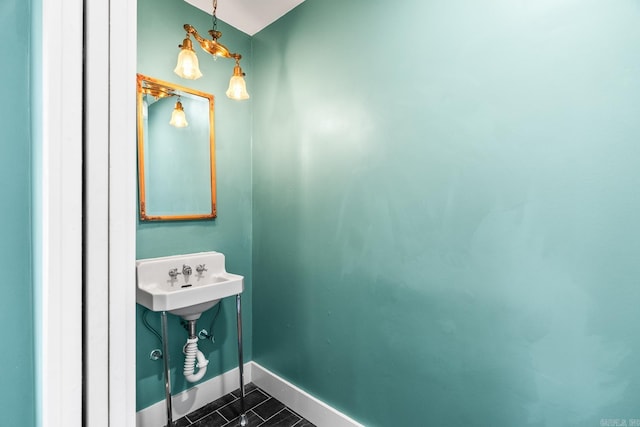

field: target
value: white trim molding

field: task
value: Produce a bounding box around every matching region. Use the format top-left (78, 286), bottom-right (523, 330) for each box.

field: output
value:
top-left (40, 0), bottom-right (83, 425)
top-left (84, 0), bottom-right (137, 424)
top-left (107, 0), bottom-right (138, 424)
top-left (137, 363), bottom-right (253, 426)
top-left (136, 362), bottom-right (364, 427)
top-left (84, 0), bottom-right (110, 425)
top-left (41, 0), bottom-right (137, 424)
top-left (251, 362), bottom-right (365, 427)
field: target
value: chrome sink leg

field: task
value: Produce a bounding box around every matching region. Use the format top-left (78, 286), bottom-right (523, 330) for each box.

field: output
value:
top-left (161, 311), bottom-right (174, 427)
top-left (236, 294), bottom-right (247, 426)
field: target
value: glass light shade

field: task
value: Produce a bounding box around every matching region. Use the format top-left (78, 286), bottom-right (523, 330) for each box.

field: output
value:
top-left (174, 48), bottom-right (203, 80)
top-left (226, 75), bottom-right (250, 100)
top-left (169, 101), bottom-right (188, 128)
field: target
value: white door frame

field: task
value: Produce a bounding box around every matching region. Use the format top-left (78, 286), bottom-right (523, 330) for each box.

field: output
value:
top-left (39, 0), bottom-right (83, 425)
top-left (105, 0), bottom-right (138, 424)
top-left (41, 0), bottom-right (137, 425)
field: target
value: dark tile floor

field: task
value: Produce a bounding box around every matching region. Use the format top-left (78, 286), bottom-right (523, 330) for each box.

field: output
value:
top-left (171, 383), bottom-right (316, 427)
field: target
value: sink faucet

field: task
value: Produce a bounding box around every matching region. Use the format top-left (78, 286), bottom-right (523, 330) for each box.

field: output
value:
top-left (196, 264), bottom-right (207, 274)
top-left (168, 268), bottom-right (181, 279)
top-left (182, 264), bottom-right (192, 276)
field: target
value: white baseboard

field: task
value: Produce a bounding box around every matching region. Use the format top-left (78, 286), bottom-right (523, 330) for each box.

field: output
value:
top-left (136, 361), bottom-right (363, 427)
top-left (136, 363), bottom-right (252, 427)
top-left (250, 362), bottom-right (364, 427)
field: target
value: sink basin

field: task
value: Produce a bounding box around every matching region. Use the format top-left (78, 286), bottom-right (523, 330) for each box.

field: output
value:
top-left (136, 251), bottom-right (244, 320)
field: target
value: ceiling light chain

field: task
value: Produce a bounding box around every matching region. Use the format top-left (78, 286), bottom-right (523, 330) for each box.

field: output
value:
top-left (212, 0), bottom-right (218, 33)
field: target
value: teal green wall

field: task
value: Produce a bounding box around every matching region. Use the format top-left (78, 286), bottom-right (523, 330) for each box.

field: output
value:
top-left (0, 0), bottom-right (36, 425)
top-left (137, 0), bottom-right (252, 410)
top-left (252, 1), bottom-right (640, 426)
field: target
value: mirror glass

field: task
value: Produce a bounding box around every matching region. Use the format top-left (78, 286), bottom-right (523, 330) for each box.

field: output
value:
top-left (136, 74), bottom-right (216, 220)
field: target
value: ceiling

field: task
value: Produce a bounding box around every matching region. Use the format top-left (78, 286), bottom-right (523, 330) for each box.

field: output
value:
top-left (184, 0), bottom-right (306, 36)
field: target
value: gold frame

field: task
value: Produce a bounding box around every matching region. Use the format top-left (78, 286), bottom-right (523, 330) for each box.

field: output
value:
top-left (136, 74), bottom-right (217, 221)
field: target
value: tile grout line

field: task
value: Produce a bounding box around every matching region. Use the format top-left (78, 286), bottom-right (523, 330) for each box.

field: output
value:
top-left (217, 408), bottom-right (231, 423)
top-left (254, 408), bottom-right (267, 422)
top-left (172, 383), bottom-right (315, 427)
top-left (221, 389), bottom-right (268, 425)
top-left (256, 407), bottom-right (289, 427)
top-left (185, 395), bottom-right (235, 425)
top-left (217, 391), bottom-right (252, 422)
top-left (290, 409), bottom-right (307, 424)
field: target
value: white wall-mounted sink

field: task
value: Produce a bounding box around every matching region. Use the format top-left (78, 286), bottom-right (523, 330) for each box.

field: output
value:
top-left (136, 251), bottom-right (244, 320)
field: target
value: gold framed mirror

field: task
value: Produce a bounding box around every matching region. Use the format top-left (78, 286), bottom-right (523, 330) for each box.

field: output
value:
top-left (136, 74), bottom-right (216, 221)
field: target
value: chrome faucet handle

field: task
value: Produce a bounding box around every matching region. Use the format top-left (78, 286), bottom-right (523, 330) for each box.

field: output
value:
top-left (168, 268), bottom-right (182, 279)
top-left (182, 264), bottom-right (192, 276)
top-left (196, 264), bottom-right (208, 274)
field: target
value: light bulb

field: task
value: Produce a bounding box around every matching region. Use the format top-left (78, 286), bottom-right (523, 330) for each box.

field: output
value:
top-left (169, 100), bottom-right (188, 127)
top-left (174, 38), bottom-right (203, 80)
top-left (226, 64), bottom-right (249, 100)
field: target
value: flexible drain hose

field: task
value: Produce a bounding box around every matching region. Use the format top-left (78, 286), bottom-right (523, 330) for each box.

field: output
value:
top-left (183, 337), bottom-right (209, 383)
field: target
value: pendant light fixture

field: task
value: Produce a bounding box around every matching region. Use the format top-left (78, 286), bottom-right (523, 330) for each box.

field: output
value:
top-left (174, 0), bottom-right (250, 100)
top-left (169, 97), bottom-right (189, 128)
top-left (225, 59), bottom-right (250, 100)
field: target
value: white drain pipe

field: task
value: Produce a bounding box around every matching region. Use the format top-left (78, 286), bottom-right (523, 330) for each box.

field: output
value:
top-left (183, 337), bottom-right (209, 382)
